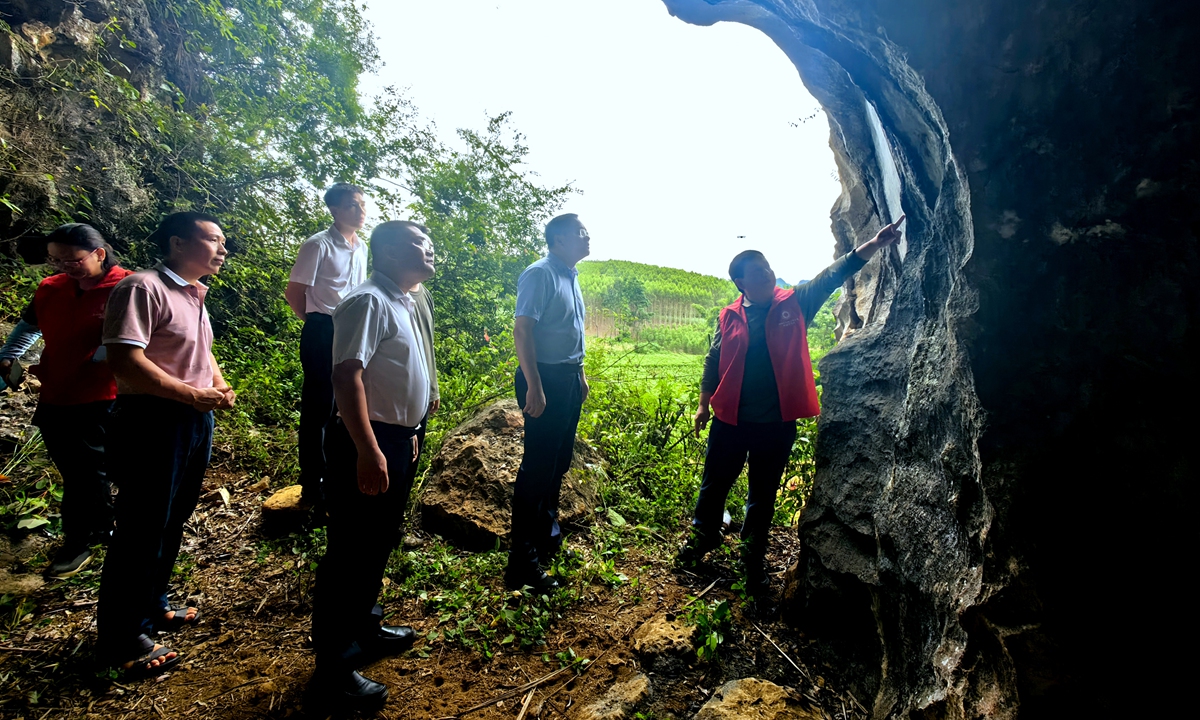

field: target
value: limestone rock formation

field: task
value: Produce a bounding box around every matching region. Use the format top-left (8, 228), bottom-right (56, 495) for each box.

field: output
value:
top-left (694, 679), bottom-right (822, 720)
top-left (0, 0), bottom-right (168, 242)
top-left (630, 613), bottom-right (694, 673)
top-left (570, 673), bottom-right (652, 720)
top-left (418, 399), bottom-right (603, 550)
top-left (663, 1), bottom-right (1198, 718)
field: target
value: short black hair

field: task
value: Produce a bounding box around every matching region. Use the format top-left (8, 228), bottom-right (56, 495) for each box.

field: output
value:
top-left (147, 211), bottom-right (222, 256)
top-left (324, 182), bottom-right (365, 209)
top-left (728, 250), bottom-right (767, 283)
top-left (45, 223), bottom-right (119, 270)
top-left (544, 213), bottom-right (579, 247)
top-left (370, 220), bottom-right (429, 255)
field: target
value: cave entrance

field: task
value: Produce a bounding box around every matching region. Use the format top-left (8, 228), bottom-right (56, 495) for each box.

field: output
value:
top-left (368, 1), bottom-right (973, 718)
top-left (359, 0), bottom-right (846, 294)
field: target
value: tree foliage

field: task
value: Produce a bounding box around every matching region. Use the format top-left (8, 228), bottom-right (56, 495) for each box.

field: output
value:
top-left (0, 1), bottom-right (569, 479)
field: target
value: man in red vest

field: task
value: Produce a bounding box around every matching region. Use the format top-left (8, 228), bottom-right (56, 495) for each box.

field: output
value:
top-left (678, 216), bottom-right (906, 599)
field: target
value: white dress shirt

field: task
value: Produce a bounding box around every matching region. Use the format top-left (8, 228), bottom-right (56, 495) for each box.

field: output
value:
top-left (289, 226), bottom-right (368, 315)
top-left (331, 272), bottom-right (430, 427)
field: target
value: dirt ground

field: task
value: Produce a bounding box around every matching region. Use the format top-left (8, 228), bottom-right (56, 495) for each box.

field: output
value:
top-left (1, 435), bottom-right (868, 720)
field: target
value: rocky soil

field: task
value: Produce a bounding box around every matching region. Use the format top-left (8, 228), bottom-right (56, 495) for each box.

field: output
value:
top-left (0, 392), bottom-right (861, 720)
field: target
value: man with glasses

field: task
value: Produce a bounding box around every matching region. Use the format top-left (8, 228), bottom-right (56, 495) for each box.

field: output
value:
top-left (285, 183), bottom-right (369, 509)
top-left (506, 213), bottom-right (591, 590)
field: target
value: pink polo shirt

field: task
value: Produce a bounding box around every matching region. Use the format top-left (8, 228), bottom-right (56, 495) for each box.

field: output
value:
top-left (102, 264), bottom-right (214, 393)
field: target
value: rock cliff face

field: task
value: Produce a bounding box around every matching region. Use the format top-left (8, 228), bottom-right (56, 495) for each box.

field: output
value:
top-left (0, 0), bottom-right (179, 246)
top-left (664, 1), bottom-right (1197, 718)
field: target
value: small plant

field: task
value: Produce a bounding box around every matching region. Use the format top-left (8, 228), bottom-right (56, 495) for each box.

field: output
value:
top-left (0, 594), bottom-right (36, 639)
top-left (390, 539), bottom-right (581, 656)
top-left (682, 597), bottom-right (732, 663)
top-left (554, 646), bottom-right (590, 670)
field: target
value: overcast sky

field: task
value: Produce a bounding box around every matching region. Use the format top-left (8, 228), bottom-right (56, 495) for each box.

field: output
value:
top-left (358, 0), bottom-right (840, 282)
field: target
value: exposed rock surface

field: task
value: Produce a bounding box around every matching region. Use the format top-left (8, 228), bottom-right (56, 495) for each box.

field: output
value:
top-left (0, 0), bottom-right (181, 244)
top-left (664, 1), bottom-right (1198, 718)
top-left (694, 679), bottom-right (822, 720)
top-left (0, 534), bottom-right (48, 597)
top-left (570, 673), bottom-right (652, 720)
top-left (418, 399), bottom-right (603, 550)
top-left (260, 485), bottom-right (306, 533)
top-left (631, 613), bottom-right (694, 674)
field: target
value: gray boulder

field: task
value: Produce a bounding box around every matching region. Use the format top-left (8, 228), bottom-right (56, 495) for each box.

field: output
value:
top-left (418, 399), bottom-right (603, 550)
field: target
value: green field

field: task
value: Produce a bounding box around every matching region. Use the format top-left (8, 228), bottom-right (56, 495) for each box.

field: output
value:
top-left (590, 343), bottom-right (706, 388)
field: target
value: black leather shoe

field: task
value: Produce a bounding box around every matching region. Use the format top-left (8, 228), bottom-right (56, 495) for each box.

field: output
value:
top-left (675, 541), bottom-right (710, 570)
top-left (364, 625), bottom-right (415, 657)
top-left (309, 669), bottom-right (388, 713)
top-left (505, 566), bottom-right (559, 592)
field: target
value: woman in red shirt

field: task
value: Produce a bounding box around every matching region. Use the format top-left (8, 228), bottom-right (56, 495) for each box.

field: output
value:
top-left (0, 224), bottom-right (133, 579)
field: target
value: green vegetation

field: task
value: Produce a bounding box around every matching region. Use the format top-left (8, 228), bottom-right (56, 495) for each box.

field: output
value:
top-left (682, 596), bottom-right (732, 663)
top-left (578, 260), bottom-right (736, 307)
top-left (0, 0), bottom-right (847, 668)
top-left (578, 260), bottom-right (738, 352)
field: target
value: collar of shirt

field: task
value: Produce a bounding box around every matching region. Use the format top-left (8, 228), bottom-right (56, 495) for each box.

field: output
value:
top-left (369, 271), bottom-right (413, 307)
top-left (545, 251), bottom-right (579, 278)
top-left (329, 225), bottom-right (360, 249)
top-left (155, 262), bottom-right (207, 300)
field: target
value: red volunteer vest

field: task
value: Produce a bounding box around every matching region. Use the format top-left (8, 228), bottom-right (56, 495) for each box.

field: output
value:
top-left (709, 286), bottom-right (821, 425)
top-left (29, 265), bottom-right (133, 405)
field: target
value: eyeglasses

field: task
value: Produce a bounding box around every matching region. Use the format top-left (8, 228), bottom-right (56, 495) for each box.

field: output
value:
top-left (46, 248), bottom-right (99, 269)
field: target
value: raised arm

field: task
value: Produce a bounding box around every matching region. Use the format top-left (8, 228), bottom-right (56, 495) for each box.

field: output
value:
top-left (794, 215), bottom-right (905, 324)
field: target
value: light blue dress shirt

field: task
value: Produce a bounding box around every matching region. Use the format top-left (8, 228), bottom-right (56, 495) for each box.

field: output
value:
top-left (514, 253), bottom-right (586, 365)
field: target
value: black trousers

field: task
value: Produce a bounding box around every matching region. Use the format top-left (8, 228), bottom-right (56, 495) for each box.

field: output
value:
top-left (508, 363), bottom-right (584, 570)
top-left (690, 417), bottom-right (797, 563)
top-left (298, 312), bottom-right (336, 495)
top-left (98, 396), bottom-right (213, 661)
top-left (32, 400), bottom-right (114, 548)
top-left (313, 418), bottom-right (417, 671)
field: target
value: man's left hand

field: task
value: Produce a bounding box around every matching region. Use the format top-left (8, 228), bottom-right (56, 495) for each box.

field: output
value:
top-left (429, 398), bottom-right (440, 414)
top-left (215, 385), bottom-right (237, 410)
top-left (855, 214), bottom-right (906, 260)
top-left (581, 374), bottom-right (590, 403)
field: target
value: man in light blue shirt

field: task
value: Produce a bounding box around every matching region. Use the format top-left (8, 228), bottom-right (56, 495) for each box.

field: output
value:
top-left (506, 213), bottom-right (591, 590)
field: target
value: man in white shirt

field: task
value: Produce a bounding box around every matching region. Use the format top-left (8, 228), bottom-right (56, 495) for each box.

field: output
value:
top-left (285, 183), bottom-right (369, 506)
top-left (308, 221), bottom-right (434, 711)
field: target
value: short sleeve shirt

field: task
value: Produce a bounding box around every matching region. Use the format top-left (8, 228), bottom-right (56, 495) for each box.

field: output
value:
top-left (289, 226), bottom-right (368, 315)
top-left (102, 264), bottom-right (214, 393)
top-left (331, 273), bottom-right (430, 427)
top-left (514, 253), bottom-right (586, 365)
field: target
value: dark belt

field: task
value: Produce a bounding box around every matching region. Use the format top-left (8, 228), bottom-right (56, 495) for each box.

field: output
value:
top-left (533, 362), bottom-right (583, 375)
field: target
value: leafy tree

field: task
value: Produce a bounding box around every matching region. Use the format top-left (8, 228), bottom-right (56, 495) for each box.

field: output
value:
top-left (602, 275), bottom-right (652, 340)
top-left (0, 1), bottom-right (570, 476)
